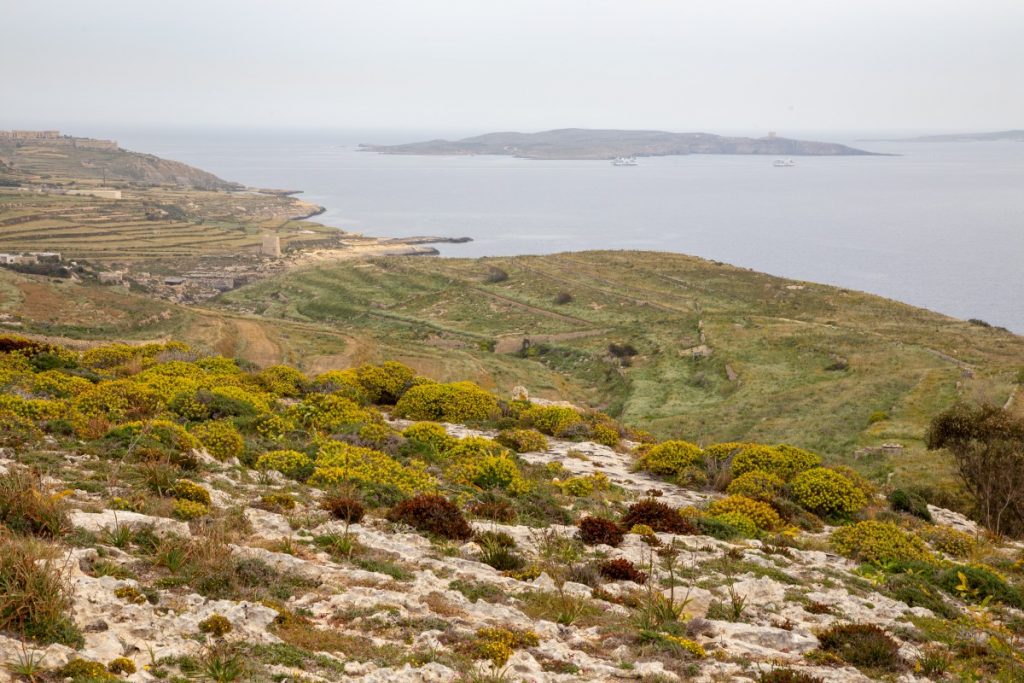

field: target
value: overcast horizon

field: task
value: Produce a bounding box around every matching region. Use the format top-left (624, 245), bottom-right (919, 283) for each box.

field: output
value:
top-left (2, 0), bottom-right (1022, 134)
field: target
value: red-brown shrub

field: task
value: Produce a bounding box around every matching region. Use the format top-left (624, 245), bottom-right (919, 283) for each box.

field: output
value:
top-left (620, 499), bottom-right (696, 535)
top-left (598, 558), bottom-right (647, 584)
top-left (387, 494), bottom-right (472, 540)
top-left (578, 515), bottom-right (624, 547)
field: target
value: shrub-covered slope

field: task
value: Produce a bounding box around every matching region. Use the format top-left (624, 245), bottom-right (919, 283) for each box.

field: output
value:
top-left (0, 336), bottom-right (1022, 682)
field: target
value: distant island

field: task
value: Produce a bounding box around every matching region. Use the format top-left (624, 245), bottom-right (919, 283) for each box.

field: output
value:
top-left (360, 128), bottom-right (878, 160)
top-left (868, 130), bottom-right (1024, 143)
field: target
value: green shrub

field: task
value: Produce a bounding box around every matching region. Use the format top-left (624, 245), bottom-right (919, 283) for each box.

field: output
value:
top-left (638, 440), bottom-right (704, 477)
top-left (725, 470), bottom-right (784, 502)
top-left (394, 381), bottom-right (500, 423)
top-left (59, 659), bottom-right (116, 682)
top-left (198, 613), bottom-right (233, 637)
top-left (707, 495), bottom-right (782, 531)
top-left (707, 512), bottom-right (758, 538)
top-left (830, 520), bottom-right (933, 565)
top-left (731, 444), bottom-right (821, 480)
top-left (790, 468), bottom-right (867, 518)
top-left (816, 623), bottom-right (901, 669)
top-left (888, 489), bottom-right (932, 522)
top-left (107, 657), bottom-right (137, 675)
top-left (256, 365), bottom-right (307, 398)
top-left (496, 428), bottom-right (549, 452)
top-left (173, 499), bottom-right (210, 520)
top-left (387, 494), bottom-right (472, 540)
top-left (883, 573), bottom-right (960, 619)
top-left (255, 449), bottom-right (314, 480)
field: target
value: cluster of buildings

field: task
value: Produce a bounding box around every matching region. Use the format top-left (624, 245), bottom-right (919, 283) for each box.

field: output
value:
top-left (0, 130), bottom-right (119, 151)
top-left (0, 251), bottom-right (62, 265)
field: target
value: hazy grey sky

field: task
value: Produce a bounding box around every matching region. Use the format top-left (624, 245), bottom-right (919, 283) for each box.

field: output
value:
top-left (2, 0), bottom-right (1021, 133)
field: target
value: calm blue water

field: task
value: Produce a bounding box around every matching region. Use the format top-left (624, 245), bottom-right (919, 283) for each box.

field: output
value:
top-left (100, 128), bottom-right (1024, 332)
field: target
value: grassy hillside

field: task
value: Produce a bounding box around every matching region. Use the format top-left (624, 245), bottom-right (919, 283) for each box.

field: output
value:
top-left (212, 251), bottom-right (1023, 467)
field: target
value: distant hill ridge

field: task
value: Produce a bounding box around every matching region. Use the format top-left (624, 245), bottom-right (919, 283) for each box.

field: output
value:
top-left (362, 127), bottom-right (877, 159)
top-left (0, 131), bottom-right (239, 190)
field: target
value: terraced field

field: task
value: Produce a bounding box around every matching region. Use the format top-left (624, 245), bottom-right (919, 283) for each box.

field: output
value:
top-left (0, 187), bottom-right (336, 260)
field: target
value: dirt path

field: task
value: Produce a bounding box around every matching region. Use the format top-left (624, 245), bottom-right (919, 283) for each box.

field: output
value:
top-left (493, 329), bottom-right (611, 354)
top-left (231, 319), bottom-right (282, 367)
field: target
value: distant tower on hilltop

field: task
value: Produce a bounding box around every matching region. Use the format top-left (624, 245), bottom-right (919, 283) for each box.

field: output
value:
top-left (767, 131), bottom-right (777, 139)
top-left (261, 234), bottom-right (281, 258)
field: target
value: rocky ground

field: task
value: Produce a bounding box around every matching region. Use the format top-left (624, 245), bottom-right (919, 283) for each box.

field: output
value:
top-left (0, 419), bottom-right (1003, 683)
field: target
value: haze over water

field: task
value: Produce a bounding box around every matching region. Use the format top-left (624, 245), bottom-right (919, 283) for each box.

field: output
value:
top-left (114, 129), bottom-right (1024, 332)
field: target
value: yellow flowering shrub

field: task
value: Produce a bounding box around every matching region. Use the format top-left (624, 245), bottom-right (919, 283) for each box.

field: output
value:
top-left (830, 520), bottom-right (933, 565)
top-left (80, 344), bottom-right (141, 370)
top-left (472, 627), bottom-right (540, 667)
top-left (556, 473), bottom-right (610, 497)
top-left (104, 420), bottom-right (199, 457)
top-left (730, 444), bottom-right (821, 480)
top-left (521, 405), bottom-right (582, 436)
top-left (190, 419), bottom-right (244, 461)
top-left (496, 428), bottom-right (549, 453)
top-left (402, 422), bottom-right (456, 452)
top-left (26, 370), bottom-right (93, 398)
top-left (193, 356), bottom-right (242, 375)
top-left (445, 436), bottom-right (511, 460)
top-left (168, 390), bottom-right (211, 420)
top-left (590, 422), bottom-right (621, 448)
top-left (661, 634), bottom-right (706, 658)
top-left (256, 365), bottom-right (307, 397)
top-left (790, 467), bottom-right (867, 518)
top-left (287, 393), bottom-right (381, 433)
top-left (707, 495), bottom-right (782, 531)
top-left (920, 526), bottom-right (976, 558)
top-left (73, 380), bottom-right (163, 423)
top-left (355, 361), bottom-right (415, 404)
top-left (312, 441), bottom-right (437, 493)
top-left (208, 385), bottom-right (273, 414)
top-left (708, 512), bottom-right (759, 538)
top-left (173, 499), bottom-right (210, 520)
top-left (394, 381), bottom-right (500, 422)
top-left (255, 449), bottom-right (314, 480)
top-left (448, 454), bottom-right (530, 495)
top-left (0, 394), bottom-right (69, 421)
top-left (310, 369), bottom-right (367, 404)
top-left (172, 479), bottom-right (211, 505)
top-left (726, 470), bottom-right (784, 501)
top-left (638, 440), bottom-right (705, 476)
top-left (0, 412), bottom-right (43, 447)
top-left (357, 422), bottom-right (397, 448)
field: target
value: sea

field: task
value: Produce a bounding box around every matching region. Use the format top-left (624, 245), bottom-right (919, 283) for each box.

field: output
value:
top-left (96, 127), bottom-right (1024, 332)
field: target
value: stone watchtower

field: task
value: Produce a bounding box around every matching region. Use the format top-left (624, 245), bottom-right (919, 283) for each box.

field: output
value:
top-left (261, 234), bottom-right (282, 258)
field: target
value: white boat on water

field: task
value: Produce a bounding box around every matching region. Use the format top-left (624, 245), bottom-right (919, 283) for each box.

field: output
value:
top-left (773, 158), bottom-right (796, 167)
top-left (612, 156), bottom-right (639, 166)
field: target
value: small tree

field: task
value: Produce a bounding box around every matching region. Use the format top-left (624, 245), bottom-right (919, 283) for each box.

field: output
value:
top-left (926, 403), bottom-right (1024, 537)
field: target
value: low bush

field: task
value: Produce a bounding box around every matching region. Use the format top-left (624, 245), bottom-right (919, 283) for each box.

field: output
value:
top-left (313, 441), bottom-right (437, 495)
top-left (198, 613), bottom-right (233, 637)
top-left (468, 493), bottom-right (518, 523)
top-left (725, 470), bottom-right (784, 502)
top-left (621, 499), bottom-right (696, 534)
top-left (637, 440), bottom-right (704, 477)
top-left (578, 515), bottom-right (624, 547)
top-left (173, 499), bottom-right (210, 520)
top-left (387, 494), bottom-right (472, 540)
top-left (520, 405), bottom-right (582, 436)
top-left (394, 381), bottom-right (500, 423)
top-left (706, 512), bottom-right (759, 538)
top-left (731, 444), bottom-right (821, 481)
top-left (401, 421), bottom-right (455, 453)
top-left (355, 361), bottom-right (415, 404)
top-left (790, 468), bottom-right (867, 519)
top-left (598, 558), bottom-right (647, 584)
top-left (758, 670), bottom-right (824, 683)
top-left (707, 495), bottom-right (782, 531)
top-left (830, 520), bottom-right (932, 565)
top-left (321, 492), bottom-right (365, 523)
top-left (816, 622), bottom-right (901, 669)
top-left (172, 480), bottom-right (211, 505)
top-left (255, 449), bottom-right (314, 480)
top-left (883, 572), bottom-right (960, 619)
top-left (107, 657), bottom-right (137, 675)
top-left (920, 526), bottom-right (975, 558)
top-left (0, 535), bottom-right (82, 646)
top-left (496, 428), bottom-right (549, 452)
top-left (59, 659), bottom-right (116, 682)
top-left (190, 419), bottom-right (244, 461)
top-left (888, 489), bottom-right (932, 522)
top-left (0, 468), bottom-right (69, 537)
